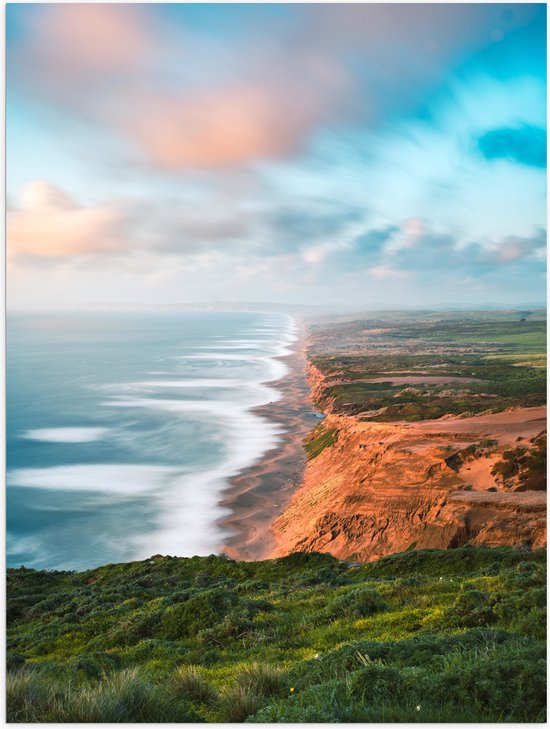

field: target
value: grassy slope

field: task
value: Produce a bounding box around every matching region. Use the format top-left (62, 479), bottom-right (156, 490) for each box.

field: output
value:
top-left (7, 547), bottom-right (546, 722)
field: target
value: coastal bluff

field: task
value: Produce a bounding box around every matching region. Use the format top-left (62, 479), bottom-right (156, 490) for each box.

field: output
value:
top-left (270, 313), bottom-right (547, 562)
top-left (271, 407), bottom-right (546, 562)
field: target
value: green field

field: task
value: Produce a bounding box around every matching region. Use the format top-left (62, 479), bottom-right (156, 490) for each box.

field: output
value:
top-left (309, 312), bottom-right (547, 420)
top-left (7, 547), bottom-right (546, 722)
top-left (462, 330), bottom-right (547, 349)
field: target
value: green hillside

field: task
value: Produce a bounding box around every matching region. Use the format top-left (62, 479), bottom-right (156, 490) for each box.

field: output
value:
top-left (7, 547), bottom-right (546, 722)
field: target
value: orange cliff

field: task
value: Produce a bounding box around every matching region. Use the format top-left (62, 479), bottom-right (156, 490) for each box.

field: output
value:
top-left (270, 376), bottom-right (546, 562)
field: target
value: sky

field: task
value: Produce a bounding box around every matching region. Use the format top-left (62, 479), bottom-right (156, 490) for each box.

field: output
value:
top-left (6, 3), bottom-right (547, 310)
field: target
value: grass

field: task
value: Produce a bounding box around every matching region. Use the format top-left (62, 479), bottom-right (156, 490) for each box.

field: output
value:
top-left (6, 546), bottom-right (546, 722)
top-left (308, 313), bottom-right (547, 420)
top-left (462, 330), bottom-right (546, 348)
top-left (304, 424), bottom-right (339, 460)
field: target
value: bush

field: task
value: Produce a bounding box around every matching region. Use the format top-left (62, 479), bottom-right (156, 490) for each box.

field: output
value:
top-left (160, 586), bottom-right (239, 639)
top-left (6, 547), bottom-right (546, 723)
top-left (7, 653), bottom-right (26, 671)
top-left (74, 651), bottom-right (121, 679)
top-left (249, 682), bottom-right (343, 723)
top-left (349, 663), bottom-right (405, 702)
top-left (328, 587), bottom-right (387, 619)
top-left (449, 585), bottom-right (495, 627)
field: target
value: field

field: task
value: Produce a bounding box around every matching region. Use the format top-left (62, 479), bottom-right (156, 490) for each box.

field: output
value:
top-left (308, 311), bottom-right (547, 421)
top-left (7, 546), bottom-right (546, 722)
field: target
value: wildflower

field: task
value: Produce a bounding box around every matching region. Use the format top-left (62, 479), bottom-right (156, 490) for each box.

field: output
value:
top-left (416, 705), bottom-right (421, 712)
top-left (314, 653), bottom-right (321, 660)
top-left (290, 687), bottom-right (295, 693)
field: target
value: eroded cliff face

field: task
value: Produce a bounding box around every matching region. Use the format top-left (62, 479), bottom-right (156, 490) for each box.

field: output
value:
top-left (271, 407), bottom-right (547, 562)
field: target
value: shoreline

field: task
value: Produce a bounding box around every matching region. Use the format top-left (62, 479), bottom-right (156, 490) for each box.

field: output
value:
top-left (217, 318), bottom-right (314, 561)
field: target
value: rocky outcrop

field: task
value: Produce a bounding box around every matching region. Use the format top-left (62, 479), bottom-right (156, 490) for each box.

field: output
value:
top-left (271, 408), bottom-right (546, 562)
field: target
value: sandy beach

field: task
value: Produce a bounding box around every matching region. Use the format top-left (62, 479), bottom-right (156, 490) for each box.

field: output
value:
top-left (218, 318), bottom-right (315, 560)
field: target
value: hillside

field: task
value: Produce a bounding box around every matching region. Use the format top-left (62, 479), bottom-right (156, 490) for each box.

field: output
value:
top-left (7, 547), bottom-right (546, 722)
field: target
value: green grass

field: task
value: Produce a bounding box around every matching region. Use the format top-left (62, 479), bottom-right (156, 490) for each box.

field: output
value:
top-left (462, 330), bottom-right (546, 348)
top-left (309, 313), bottom-right (547, 420)
top-left (483, 353), bottom-right (547, 367)
top-left (304, 424), bottom-right (339, 460)
top-left (6, 547), bottom-right (546, 722)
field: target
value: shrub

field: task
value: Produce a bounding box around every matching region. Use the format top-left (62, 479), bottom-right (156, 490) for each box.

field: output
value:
top-left (349, 663), bottom-right (405, 702)
top-left (449, 585), bottom-right (495, 627)
top-left (6, 547), bottom-right (547, 723)
top-left (74, 651), bottom-right (121, 679)
top-left (328, 587), bottom-right (387, 619)
top-left (305, 425), bottom-right (339, 460)
top-left (249, 682), bottom-right (344, 723)
top-left (160, 587), bottom-right (239, 639)
top-left (6, 653), bottom-right (26, 671)
top-left (200, 612), bottom-right (255, 646)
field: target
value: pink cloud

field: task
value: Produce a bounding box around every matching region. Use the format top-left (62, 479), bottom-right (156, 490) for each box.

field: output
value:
top-left (8, 181), bottom-right (127, 259)
top-left (23, 4), bottom-right (158, 77)
top-left (10, 5), bottom-right (352, 169)
top-left (123, 66), bottom-right (349, 169)
top-left (10, 4), bottom-right (539, 171)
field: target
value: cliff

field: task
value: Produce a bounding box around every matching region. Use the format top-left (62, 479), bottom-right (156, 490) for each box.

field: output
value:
top-left (272, 404), bottom-right (546, 562)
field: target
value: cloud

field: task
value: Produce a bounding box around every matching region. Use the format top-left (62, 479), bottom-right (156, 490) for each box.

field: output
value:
top-left (264, 204), bottom-right (365, 254)
top-left (478, 125), bottom-right (546, 168)
top-left (14, 4), bottom-right (159, 81)
top-left (382, 223), bottom-right (547, 278)
top-left (122, 73), bottom-right (349, 169)
top-left (316, 219), bottom-right (546, 285)
top-left (355, 226), bottom-right (399, 252)
top-left (8, 181), bottom-right (127, 259)
top-left (9, 4), bottom-right (351, 170)
top-left (481, 228), bottom-right (547, 264)
top-left (132, 199), bottom-right (252, 254)
top-left (9, 4), bottom-right (543, 171)
top-left (368, 265), bottom-right (409, 281)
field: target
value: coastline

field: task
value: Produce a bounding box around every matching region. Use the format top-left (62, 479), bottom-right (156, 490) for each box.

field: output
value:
top-left (218, 317), bottom-right (314, 561)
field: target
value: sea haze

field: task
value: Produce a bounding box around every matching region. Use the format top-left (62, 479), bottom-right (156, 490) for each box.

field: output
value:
top-left (7, 311), bottom-right (296, 570)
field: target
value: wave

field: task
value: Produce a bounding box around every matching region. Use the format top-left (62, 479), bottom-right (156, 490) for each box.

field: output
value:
top-left (9, 463), bottom-right (177, 495)
top-left (21, 427), bottom-right (109, 443)
top-left (8, 312), bottom-right (297, 567)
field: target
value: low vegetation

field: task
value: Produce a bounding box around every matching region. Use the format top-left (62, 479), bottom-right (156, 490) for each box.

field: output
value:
top-left (7, 546), bottom-right (546, 722)
top-left (491, 432), bottom-right (547, 490)
top-left (304, 424), bottom-right (339, 460)
top-left (308, 312), bottom-right (546, 421)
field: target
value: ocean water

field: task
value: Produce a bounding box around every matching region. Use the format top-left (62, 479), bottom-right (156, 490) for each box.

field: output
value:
top-left (7, 311), bottom-right (296, 571)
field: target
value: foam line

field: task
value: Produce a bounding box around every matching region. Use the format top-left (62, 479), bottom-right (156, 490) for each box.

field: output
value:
top-left (21, 427), bottom-right (109, 443)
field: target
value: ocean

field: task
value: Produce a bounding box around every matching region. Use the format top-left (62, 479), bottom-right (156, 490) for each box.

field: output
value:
top-left (7, 311), bottom-right (296, 571)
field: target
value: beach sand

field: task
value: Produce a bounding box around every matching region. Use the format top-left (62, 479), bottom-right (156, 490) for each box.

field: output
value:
top-left (218, 319), bottom-right (314, 561)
